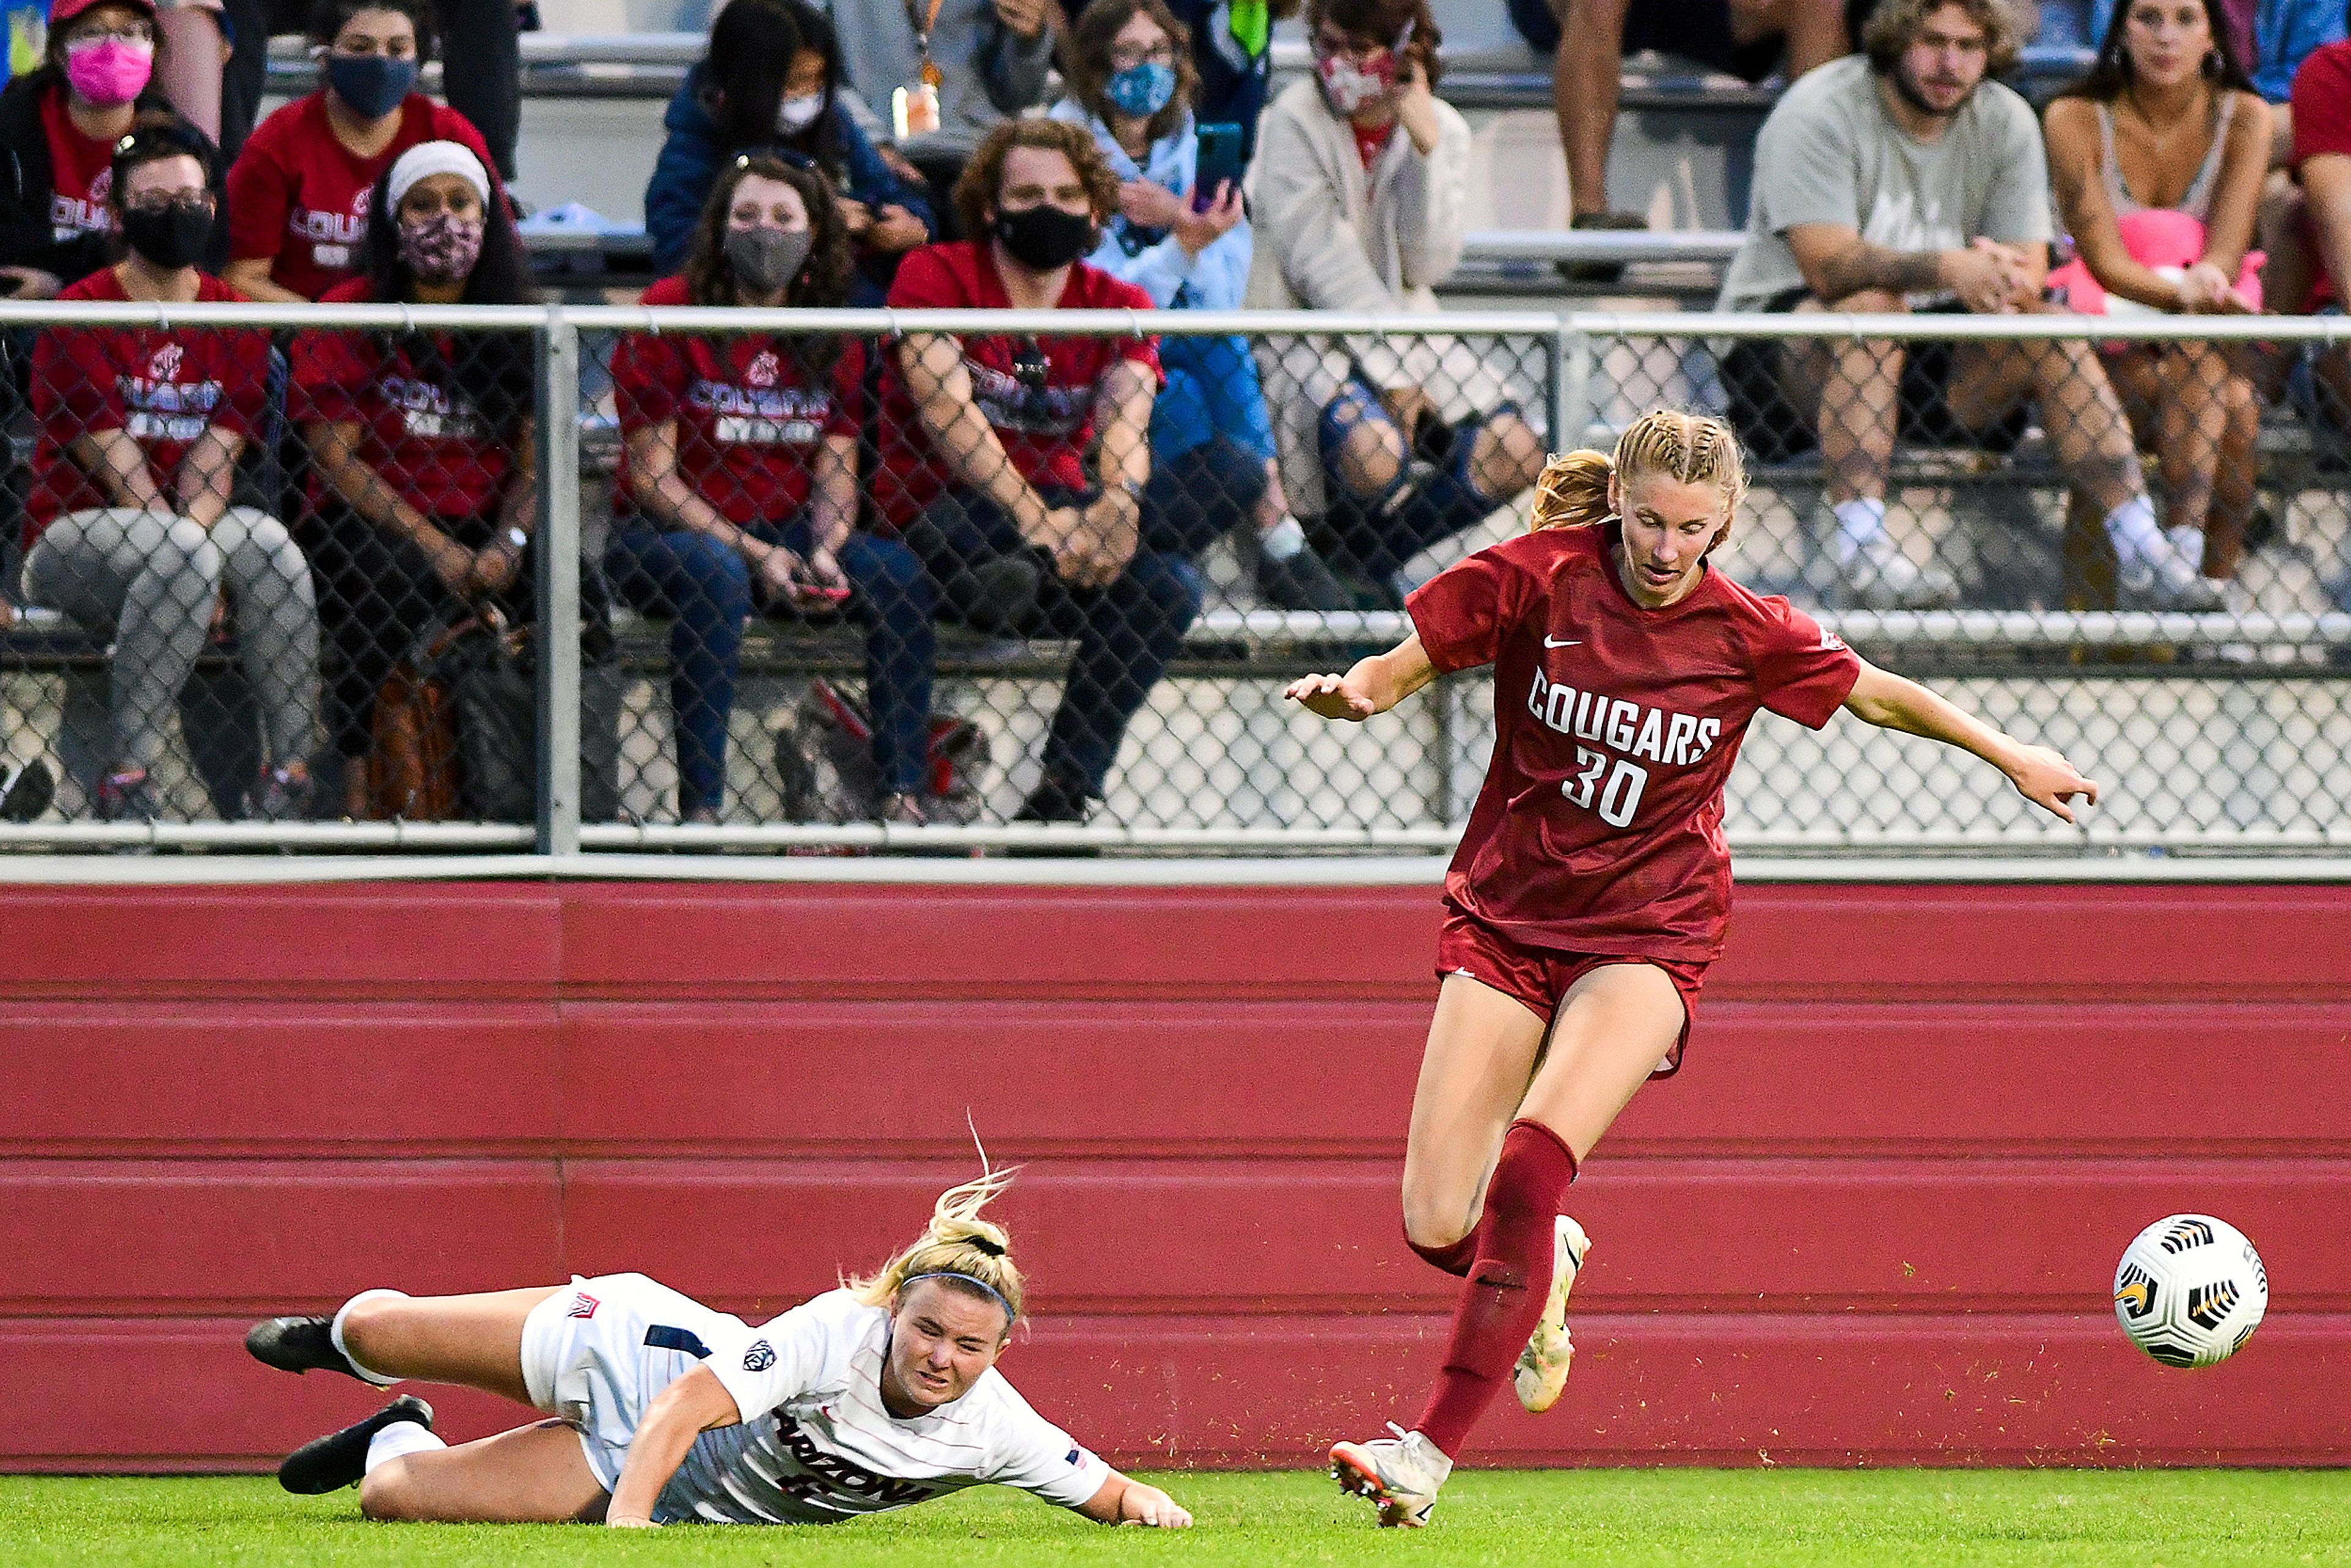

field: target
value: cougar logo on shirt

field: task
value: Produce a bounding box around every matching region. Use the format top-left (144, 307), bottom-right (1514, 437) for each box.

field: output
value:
top-left (742, 1340), bottom-right (777, 1372)
top-left (770, 1416), bottom-right (936, 1506)
top-left (967, 360), bottom-right (1086, 436)
top-left (50, 169), bottom-right (110, 240)
top-left (689, 380), bottom-right (827, 446)
top-left (744, 350), bottom-right (781, 389)
top-left (118, 350), bottom-right (221, 443)
top-left (1526, 669), bottom-right (1719, 767)
top-left (381, 375), bottom-right (485, 440)
top-left (148, 344), bottom-right (185, 382)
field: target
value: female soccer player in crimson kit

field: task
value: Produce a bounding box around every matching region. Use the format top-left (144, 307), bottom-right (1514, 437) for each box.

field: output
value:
top-left (1288, 408), bottom-right (2100, 1528)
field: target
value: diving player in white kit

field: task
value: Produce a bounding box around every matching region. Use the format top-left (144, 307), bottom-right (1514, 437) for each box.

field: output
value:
top-left (245, 1171), bottom-right (1191, 1529)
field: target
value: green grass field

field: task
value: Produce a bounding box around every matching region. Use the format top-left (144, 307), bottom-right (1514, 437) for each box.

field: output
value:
top-left (6, 1470), bottom-right (2347, 1567)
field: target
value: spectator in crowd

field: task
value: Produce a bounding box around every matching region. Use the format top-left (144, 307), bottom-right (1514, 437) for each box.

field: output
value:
top-left (1063, 0), bottom-right (1301, 158)
top-left (1512, 0), bottom-right (1850, 235)
top-left (225, 0), bottom-right (498, 302)
top-left (21, 121), bottom-right (319, 821)
top-left (0, 0), bottom-right (194, 301)
top-left (1244, 0), bottom-right (1546, 608)
top-left (290, 140), bottom-right (537, 818)
top-left (1718, 0), bottom-right (2220, 611)
top-left (645, 0), bottom-right (936, 301)
top-left (828, 0), bottom-right (1056, 200)
top-left (611, 157), bottom-right (939, 825)
top-left (2282, 32), bottom-right (2350, 442)
top-left (2045, 0), bottom-right (2269, 588)
top-left (882, 118), bottom-right (1242, 825)
top-left (2248, 0), bottom-right (2342, 126)
top-left (1052, 0), bottom-right (1351, 610)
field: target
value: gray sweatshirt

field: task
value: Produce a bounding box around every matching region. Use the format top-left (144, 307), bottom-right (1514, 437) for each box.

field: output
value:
top-left (820, 0), bottom-right (1056, 153)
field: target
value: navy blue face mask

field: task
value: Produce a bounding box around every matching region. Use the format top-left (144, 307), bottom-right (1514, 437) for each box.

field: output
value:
top-left (325, 53), bottom-right (418, 120)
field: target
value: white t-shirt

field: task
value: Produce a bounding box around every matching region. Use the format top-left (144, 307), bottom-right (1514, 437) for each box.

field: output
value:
top-left (656, 1289), bottom-right (1106, 1525)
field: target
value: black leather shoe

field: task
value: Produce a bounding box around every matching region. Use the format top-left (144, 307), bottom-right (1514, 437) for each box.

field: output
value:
top-left (279, 1395), bottom-right (435, 1495)
top-left (0, 759), bottom-right (52, 823)
top-left (247, 1315), bottom-right (367, 1380)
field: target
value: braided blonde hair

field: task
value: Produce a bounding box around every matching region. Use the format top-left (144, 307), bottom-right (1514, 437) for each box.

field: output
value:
top-left (1528, 407), bottom-right (1749, 552)
top-left (845, 1166), bottom-right (1027, 1326)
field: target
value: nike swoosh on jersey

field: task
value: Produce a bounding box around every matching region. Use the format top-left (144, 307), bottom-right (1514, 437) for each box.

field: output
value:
top-left (1543, 636), bottom-right (1581, 648)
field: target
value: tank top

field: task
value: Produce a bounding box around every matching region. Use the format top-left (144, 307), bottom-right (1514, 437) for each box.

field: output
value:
top-left (2096, 93), bottom-right (2237, 220)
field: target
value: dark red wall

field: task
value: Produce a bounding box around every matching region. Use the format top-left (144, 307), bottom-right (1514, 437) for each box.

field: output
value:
top-left (3, 880), bottom-right (2347, 1472)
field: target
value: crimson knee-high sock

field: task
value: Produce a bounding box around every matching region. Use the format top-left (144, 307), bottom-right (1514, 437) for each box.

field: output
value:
top-left (1412, 1120), bottom-right (1578, 1457)
top-left (1407, 1229), bottom-right (1479, 1277)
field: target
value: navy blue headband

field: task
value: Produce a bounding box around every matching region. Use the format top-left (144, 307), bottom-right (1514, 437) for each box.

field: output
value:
top-left (901, 1270), bottom-right (1016, 1325)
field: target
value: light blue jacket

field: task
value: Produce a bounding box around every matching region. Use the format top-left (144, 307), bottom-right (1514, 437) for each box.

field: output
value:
top-left (1048, 100), bottom-right (1251, 310)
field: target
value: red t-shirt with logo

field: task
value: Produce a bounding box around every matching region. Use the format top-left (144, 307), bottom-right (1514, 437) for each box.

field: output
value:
top-left (225, 92), bottom-right (498, 301)
top-left (26, 269), bottom-right (269, 544)
top-left (875, 240), bottom-right (1160, 527)
top-left (610, 273), bottom-right (864, 525)
top-left (288, 277), bottom-right (517, 520)
top-left (39, 83), bottom-right (115, 249)
top-left (2292, 41), bottom-right (2351, 309)
top-left (1406, 522), bottom-right (1862, 962)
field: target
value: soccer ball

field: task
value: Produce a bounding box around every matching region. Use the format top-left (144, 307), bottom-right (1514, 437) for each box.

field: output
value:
top-left (2112, 1214), bottom-right (2267, 1368)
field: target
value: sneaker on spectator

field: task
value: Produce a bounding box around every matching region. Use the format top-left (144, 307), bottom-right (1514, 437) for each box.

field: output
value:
top-left (97, 767), bottom-right (160, 822)
top-left (1257, 546), bottom-right (1353, 613)
top-left (1, 757), bottom-right (54, 823)
top-left (1834, 532), bottom-right (1960, 610)
top-left (258, 763), bottom-right (313, 823)
top-left (1558, 211), bottom-right (1649, 284)
top-left (962, 551), bottom-right (1044, 634)
top-left (2117, 541), bottom-right (2224, 612)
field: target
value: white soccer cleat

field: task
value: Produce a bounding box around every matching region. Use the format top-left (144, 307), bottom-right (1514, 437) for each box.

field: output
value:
top-left (1329, 1422), bottom-right (1452, 1528)
top-left (1513, 1215), bottom-right (1593, 1414)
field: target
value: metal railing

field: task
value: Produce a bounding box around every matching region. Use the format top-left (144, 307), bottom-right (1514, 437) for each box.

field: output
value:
top-left (0, 302), bottom-right (2345, 860)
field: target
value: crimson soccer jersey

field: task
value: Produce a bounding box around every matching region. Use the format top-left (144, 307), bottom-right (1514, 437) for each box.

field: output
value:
top-left (226, 93), bottom-right (498, 301)
top-left (27, 269), bottom-right (268, 545)
top-left (610, 274), bottom-right (864, 525)
top-left (875, 240), bottom-right (1161, 527)
top-left (39, 84), bottom-right (114, 246)
top-left (1408, 522), bottom-right (1862, 962)
top-left (290, 278), bottom-right (516, 520)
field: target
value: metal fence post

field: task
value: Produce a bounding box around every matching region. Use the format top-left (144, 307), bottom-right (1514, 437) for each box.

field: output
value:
top-left (1550, 315), bottom-right (1592, 452)
top-left (534, 307), bottom-right (582, 859)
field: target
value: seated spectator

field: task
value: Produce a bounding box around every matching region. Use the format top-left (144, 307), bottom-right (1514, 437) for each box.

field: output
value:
top-left (2285, 36), bottom-right (2350, 471)
top-left (0, 0), bottom-right (190, 301)
top-left (645, 0), bottom-right (937, 300)
top-left (225, 0), bottom-right (497, 302)
top-left (881, 118), bottom-right (1253, 825)
top-left (830, 0), bottom-right (1055, 201)
top-left (2045, 0), bottom-right (2269, 588)
top-left (1052, 0), bottom-right (1350, 611)
top-left (1513, 0), bottom-right (1850, 234)
top-left (1718, 0), bottom-right (2219, 611)
top-left (1064, 0), bottom-right (1302, 158)
top-left (21, 121), bottom-right (318, 821)
top-left (1244, 0), bottom-right (1545, 607)
top-left (610, 157), bottom-right (938, 825)
top-left (290, 140), bottom-right (539, 819)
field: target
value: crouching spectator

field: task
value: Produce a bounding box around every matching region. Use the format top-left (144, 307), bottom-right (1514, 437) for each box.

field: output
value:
top-left (882, 118), bottom-right (1253, 825)
top-left (1244, 0), bottom-right (1545, 608)
top-left (1718, 0), bottom-right (2219, 611)
top-left (1053, 0), bottom-right (1351, 611)
top-left (2044, 0), bottom-right (2270, 589)
top-left (22, 122), bottom-right (318, 820)
top-left (290, 141), bottom-right (541, 819)
top-left (611, 156), bottom-right (938, 825)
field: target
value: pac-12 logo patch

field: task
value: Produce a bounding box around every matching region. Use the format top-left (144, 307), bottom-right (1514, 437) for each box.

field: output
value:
top-left (567, 1292), bottom-right (599, 1319)
top-left (743, 1340), bottom-right (777, 1372)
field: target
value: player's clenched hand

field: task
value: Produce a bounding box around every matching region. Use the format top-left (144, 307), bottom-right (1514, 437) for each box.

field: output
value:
top-left (1284, 672), bottom-right (1376, 721)
top-left (2007, 743), bottom-right (2099, 823)
top-left (1117, 1482), bottom-right (1192, 1528)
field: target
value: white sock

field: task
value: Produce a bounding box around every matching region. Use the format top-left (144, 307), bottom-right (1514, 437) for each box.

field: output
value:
top-left (365, 1420), bottom-right (445, 1475)
top-left (330, 1289), bottom-right (408, 1387)
top-left (2166, 525), bottom-right (2207, 571)
top-left (1259, 516), bottom-right (1307, 561)
top-left (1831, 497), bottom-right (1888, 562)
top-left (2103, 495), bottom-right (2164, 565)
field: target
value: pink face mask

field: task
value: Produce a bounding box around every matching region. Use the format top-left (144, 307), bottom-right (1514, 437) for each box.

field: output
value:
top-left (1314, 50), bottom-right (1396, 116)
top-left (64, 37), bottom-right (154, 107)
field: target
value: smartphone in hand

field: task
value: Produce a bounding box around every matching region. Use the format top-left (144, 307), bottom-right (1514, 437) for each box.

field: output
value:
top-left (1191, 122), bottom-right (1243, 213)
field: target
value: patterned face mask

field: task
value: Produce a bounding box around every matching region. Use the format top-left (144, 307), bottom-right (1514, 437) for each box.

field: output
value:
top-left (1104, 61), bottom-right (1176, 118)
top-left (1314, 49), bottom-right (1395, 116)
top-left (397, 212), bottom-right (486, 282)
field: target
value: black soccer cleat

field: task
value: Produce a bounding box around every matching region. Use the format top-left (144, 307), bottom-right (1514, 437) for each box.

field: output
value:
top-left (278, 1395), bottom-right (434, 1495)
top-left (246, 1315), bottom-right (370, 1381)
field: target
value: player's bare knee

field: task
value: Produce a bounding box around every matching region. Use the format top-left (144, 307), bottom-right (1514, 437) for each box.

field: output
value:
top-left (1336, 423), bottom-right (1404, 494)
top-left (358, 1459), bottom-right (420, 1521)
top-left (1401, 1190), bottom-right (1475, 1252)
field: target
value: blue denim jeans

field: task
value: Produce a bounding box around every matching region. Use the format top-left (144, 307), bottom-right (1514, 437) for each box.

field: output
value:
top-left (606, 517), bottom-right (935, 815)
top-left (1317, 381), bottom-right (1513, 588)
top-left (1153, 333), bottom-right (1277, 469)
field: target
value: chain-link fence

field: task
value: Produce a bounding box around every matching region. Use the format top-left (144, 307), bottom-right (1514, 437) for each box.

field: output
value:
top-left (2, 302), bottom-right (2345, 855)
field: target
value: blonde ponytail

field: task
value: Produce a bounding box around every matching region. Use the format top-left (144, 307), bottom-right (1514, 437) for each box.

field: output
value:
top-left (1528, 408), bottom-right (1750, 549)
top-left (845, 1166), bottom-right (1028, 1326)
top-left (1528, 449), bottom-right (1616, 533)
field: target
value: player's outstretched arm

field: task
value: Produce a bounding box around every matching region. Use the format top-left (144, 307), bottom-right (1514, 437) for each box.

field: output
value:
top-left (604, 1365), bottom-right (742, 1528)
top-left (1283, 635), bottom-right (1438, 722)
top-left (1074, 1470), bottom-right (1193, 1528)
top-left (1842, 661), bottom-right (2102, 823)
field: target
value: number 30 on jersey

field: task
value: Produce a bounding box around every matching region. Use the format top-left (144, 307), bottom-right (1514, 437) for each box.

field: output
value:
top-left (1563, 747), bottom-right (1646, 827)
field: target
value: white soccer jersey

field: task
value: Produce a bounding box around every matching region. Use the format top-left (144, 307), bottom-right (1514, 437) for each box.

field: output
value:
top-left (655, 1288), bottom-right (1106, 1525)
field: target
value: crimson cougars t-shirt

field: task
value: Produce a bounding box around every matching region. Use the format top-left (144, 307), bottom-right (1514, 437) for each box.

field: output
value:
top-left (26, 269), bottom-right (269, 544)
top-left (1408, 522), bottom-right (1862, 962)
top-left (2292, 41), bottom-right (2351, 310)
top-left (288, 277), bottom-right (517, 520)
top-left (39, 83), bottom-right (115, 246)
top-left (610, 274), bottom-right (864, 525)
top-left (875, 239), bottom-right (1160, 527)
top-left (225, 92), bottom-right (498, 301)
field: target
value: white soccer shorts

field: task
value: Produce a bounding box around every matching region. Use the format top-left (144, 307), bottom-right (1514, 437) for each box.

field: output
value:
top-left (518, 1272), bottom-right (747, 1490)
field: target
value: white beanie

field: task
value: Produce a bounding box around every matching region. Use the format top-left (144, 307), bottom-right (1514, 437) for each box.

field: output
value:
top-left (384, 140), bottom-right (491, 211)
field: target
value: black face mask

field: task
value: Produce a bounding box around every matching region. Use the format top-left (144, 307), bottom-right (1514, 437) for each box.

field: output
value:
top-left (991, 204), bottom-right (1095, 272)
top-left (121, 200), bottom-right (212, 270)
